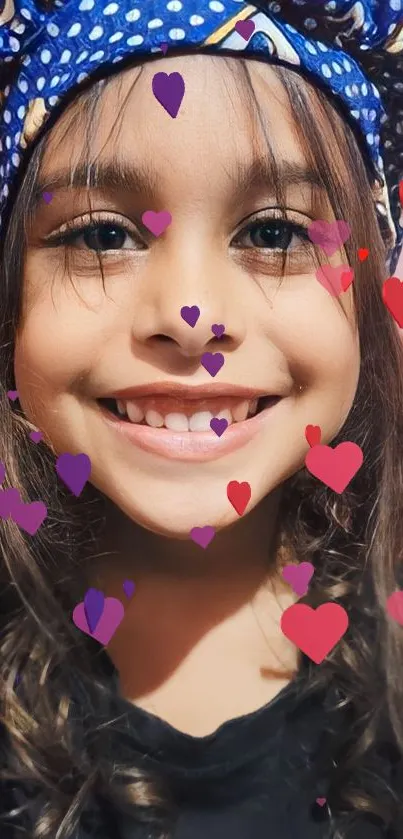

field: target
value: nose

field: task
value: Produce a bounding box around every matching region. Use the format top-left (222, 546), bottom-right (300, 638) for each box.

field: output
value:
top-left (129, 236), bottom-right (246, 365)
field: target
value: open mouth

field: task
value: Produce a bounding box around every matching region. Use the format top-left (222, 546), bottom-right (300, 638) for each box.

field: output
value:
top-left (97, 394), bottom-right (279, 432)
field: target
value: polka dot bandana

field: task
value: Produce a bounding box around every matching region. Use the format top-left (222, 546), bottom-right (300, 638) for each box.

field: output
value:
top-left (0, 0), bottom-right (402, 271)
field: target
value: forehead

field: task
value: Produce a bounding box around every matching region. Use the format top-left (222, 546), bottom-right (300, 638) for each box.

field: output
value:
top-left (40, 56), bottom-right (310, 178)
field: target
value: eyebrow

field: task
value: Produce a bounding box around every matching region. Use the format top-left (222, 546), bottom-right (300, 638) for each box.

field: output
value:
top-left (34, 157), bottom-right (325, 208)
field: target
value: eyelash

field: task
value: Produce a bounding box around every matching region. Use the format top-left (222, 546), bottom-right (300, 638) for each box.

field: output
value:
top-left (44, 212), bottom-right (311, 253)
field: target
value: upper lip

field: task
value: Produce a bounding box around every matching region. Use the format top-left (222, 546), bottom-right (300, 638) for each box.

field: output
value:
top-left (100, 383), bottom-right (274, 400)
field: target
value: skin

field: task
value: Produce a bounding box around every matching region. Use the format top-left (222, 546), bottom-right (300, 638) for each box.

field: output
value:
top-left (14, 57), bottom-right (360, 735)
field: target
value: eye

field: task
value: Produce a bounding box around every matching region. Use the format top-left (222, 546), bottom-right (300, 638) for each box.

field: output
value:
top-left (232, 218), bottom-right (310, 251)
top-left (44, 218), bottom-right (144, 252)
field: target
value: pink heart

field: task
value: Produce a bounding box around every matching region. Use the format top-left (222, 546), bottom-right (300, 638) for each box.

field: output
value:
top-left (72, 597), bottom-right (125, 645)
top-left (282, 562), bottom-right (314, 597)
top-left (235, 19), bottom-right (256, 41)
top-left (190, 526), bottom-right (216, 549)
top-left (305, 442), bottom-right (363, 494)
top-left (29, 430), bottom-right (43, 444)
top-left (316, 797), bottom-right (327, 807)
top-left (0, 462), bottom-right (5, 485)
top-left (386, 591), bottom-right (403, 625)
top-left (142, 210), bottom-right (172, 237)
top-left (308, 220), bottom-right (351, 256)
top-left (316, 265), bottom-right (354, 297)
top-left (0, 488), bottom-right (21, 519)
top-left (7, 390), bottom-right (19, 402)
top-left (211, 323), bottom-right (225, 338)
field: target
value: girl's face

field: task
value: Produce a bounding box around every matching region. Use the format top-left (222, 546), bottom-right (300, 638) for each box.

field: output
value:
top-left (15, 57), bottom-right (360, 537)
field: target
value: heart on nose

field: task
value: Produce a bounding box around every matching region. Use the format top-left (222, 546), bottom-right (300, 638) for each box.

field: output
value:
top-left (201, 352), bottom-right (225, 377)
top-left (235, 19), bottom-right (256, 41)
top-left (210, 417), bottom-right (228, 437)
top-left (316, 265), bottom-right (354, 297)
top-left (308, 220), bottom-right (351, 256)
top-left (152, 71), bottom-right (185, 118)
top-left (282, 562), bottom-right (314, 597)
top-left (190, 526), bottom-right (216, 549)
top-left (211, 323), bottom-right (225, 338)
top-left (281, 603), bottom-right (349, 664)
top-left (142, 210), bottom-right (172, 237)
top-left (73, 597), bottom-right (125, 645)
top-left (305, 442), bottom-right (363, 494)
top-left (180, 305), bottom-right (200, 328)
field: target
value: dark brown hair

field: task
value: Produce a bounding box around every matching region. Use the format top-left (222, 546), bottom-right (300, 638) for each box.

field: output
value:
top-left (1, 56), bottom-right (403, 839)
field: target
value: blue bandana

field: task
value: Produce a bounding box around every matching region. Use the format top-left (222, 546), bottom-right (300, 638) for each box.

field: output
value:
top-left (1, 0), bottom-right (403, 271)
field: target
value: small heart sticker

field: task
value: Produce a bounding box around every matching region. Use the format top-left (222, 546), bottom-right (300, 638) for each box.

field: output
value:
top-left (190, 526), bottom-right (216, 549)
top-left (281, 602), bottom-right (349, 664)
top-left (181, 305), bottom-right (200, 327)
top-left (235, 19), bottom-right (256, 41)
top-left (227, 481), bottom-right (251, 516)
top-left (382, 276), bottom-right (403, 328)
top-left (358, 248), bottom-right (369, 261)
top-left (142, 210), bottom-right (172, 237)
top-left (73, 596), bottom-right (125, 645)
top-left (201, 352), bottom-right (225, 377)
top-left (305, 425), bottom-right (321, 447)
top-left (152, 71), bottom-right (185, 119)
top-left (305, 442), bottom-right (363, 494)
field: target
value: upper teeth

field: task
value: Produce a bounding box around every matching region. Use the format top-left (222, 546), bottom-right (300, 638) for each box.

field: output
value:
top-left (115, 398), bottom-right (259, 431)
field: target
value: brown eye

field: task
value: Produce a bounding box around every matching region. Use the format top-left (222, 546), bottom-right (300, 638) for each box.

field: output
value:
top-left (82, 223), bottom-right (127, 251)
top-left (233, 219), bottom-right (310, 250)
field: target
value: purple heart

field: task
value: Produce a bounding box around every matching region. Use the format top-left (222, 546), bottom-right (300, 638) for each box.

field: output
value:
top-left (56, 452), bottom-right (91, 497)
top-left (152, 71), bottom-right (185, 119)
top-left (7, 390), bottom-right (19, 402)
top-left (84, 588), bottom-right (105, 633)
top-left (160, 42), bottom-right (168, 55)
top-left (210, 417), bottom-right (228, 437)
top-left (235, 19), bottom-right (256, 41)
top-left (13, 499), bottom-right (47, 535)
top-left (0, 488), bottom-right (21, 519)
top-left (190, 526), bottom-right (216, 549)
top-left (211, 323), bottom-right (225, 338)
top-left (42, 192), bottom-right (53, 204)
top-left (123, 579), bottom-right (135, 599)
top-left (282, 562), bottom-right (314, 597)
top-left (29, 430), bottom-right (43, 444)
top-left (201, 352), bottom-right (225, 377)
top-left (180, 305), bottom-right (200, 328)
top-left (72, 596), bottom-right (125, 645)
top-left (0, 462), bottom-right (5, 485)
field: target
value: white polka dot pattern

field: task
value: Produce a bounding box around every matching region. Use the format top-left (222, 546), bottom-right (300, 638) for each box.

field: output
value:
top-left (0, 0), bottom-right (402, 271)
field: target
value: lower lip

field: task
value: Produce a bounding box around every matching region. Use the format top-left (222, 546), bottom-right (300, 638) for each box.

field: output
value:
top-left (98, 399), bottom-right (282, 463)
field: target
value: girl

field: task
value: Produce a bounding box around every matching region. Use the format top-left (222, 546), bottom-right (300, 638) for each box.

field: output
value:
top-left (1, 1), bottom-right (403, 838)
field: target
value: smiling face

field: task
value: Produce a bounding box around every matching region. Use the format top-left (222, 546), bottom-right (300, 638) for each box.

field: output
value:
top-left (14, 56), bottom-right (360, 538)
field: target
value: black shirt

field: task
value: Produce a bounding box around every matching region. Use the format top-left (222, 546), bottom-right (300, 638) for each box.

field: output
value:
top-left (0, 666), bottom-right (394, 838)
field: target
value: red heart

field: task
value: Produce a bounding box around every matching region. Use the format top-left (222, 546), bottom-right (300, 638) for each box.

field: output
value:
top-left (341, 268), bottom-right (354, 292)
top-left (305, 442), bottom-right (363, 494)
top-left (305, 425), bottom-right (322, 447)
top-left (280, 603), bottom-right (349, 664)
top-left (227, 480), bottom-right (251, 516)
top-left (386, 591), bottom-right (403, 626)
top-left (358, 248), bottom-right (369, 262)
top-left (382, 276), bottom-right (403, 328)
top-left (316, 798), bottom-right (327, 807)
top-left (399, 180), bottom-right (403, 208)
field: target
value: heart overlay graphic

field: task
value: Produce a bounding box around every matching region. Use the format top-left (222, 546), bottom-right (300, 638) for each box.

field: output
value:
top-left (305, 442), bottom-right (363, 494)
top-left (73, 597), bottom-right (125, 645)
top-left (316, 265), bottom-right (354, 297)
top-left (235, 19), bottom-right (256, 40)
top-left (282, 562), bottom-right (314, 597)
top-left (383, 276), bottom-right (403, 328)
top-left (281, 602), bottom-right (349, 664)
top-left (308, 220), bottom-right (351, 256)
top-left (210, 417), bottom-right (228, 437)
top-left (142, 210), bottom-right (172, 237)
top-left (152, 71), bottom-right (185, 118)
top-left (227, 481), bottom-right (251, 516)
top-left (190, 526), bottom-right (215, 549)
top-left (386, 591), bottom-right (403, 625)
top-left (0, 487), bottom-right (47, 535)
top-left (56, 453), bottom-right (91, 497)
top-left (201, 352), bottom-right (225, 377)
top-left (181, 305), bottom-right (200, 327)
